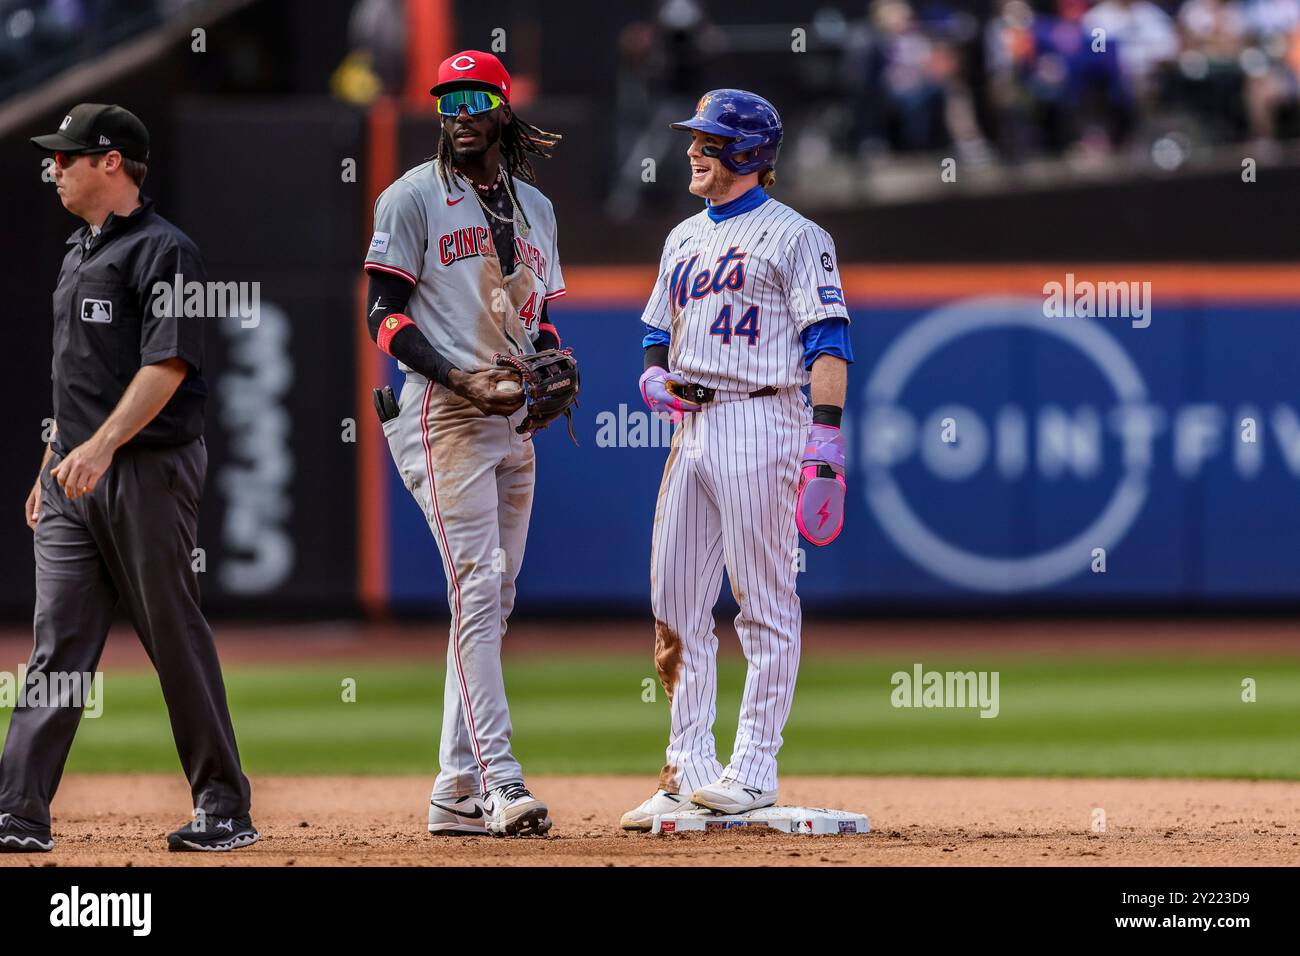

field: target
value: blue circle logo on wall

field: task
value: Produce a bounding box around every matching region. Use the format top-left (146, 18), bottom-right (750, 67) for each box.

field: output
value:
top-left (860, 296), bottom-right (1151, 593)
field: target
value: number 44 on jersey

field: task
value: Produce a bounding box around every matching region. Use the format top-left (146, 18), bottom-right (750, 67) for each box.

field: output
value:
top-left (710, 305), bottom-right (760, 346)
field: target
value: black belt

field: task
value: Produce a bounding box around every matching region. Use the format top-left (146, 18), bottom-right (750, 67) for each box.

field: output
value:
top-left (672, 383), bottom-right (780, 404)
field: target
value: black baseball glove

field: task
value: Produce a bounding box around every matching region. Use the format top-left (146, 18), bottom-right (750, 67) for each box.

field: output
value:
top-left (493, 348), bottom-right (580, 442)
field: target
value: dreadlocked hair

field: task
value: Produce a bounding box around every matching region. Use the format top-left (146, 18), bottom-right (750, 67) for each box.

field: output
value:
top-left (437, 113), bottom-right (562, 189)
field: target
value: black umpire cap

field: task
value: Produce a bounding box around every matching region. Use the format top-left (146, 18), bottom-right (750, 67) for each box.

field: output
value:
top-left (31, 103), bottom-right (149, 162)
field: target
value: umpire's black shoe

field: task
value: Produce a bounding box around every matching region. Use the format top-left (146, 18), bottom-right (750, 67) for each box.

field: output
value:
top-left (166, 814), bottom-right (259, 852)
top-left (0, 811), bottom-right (54, 852)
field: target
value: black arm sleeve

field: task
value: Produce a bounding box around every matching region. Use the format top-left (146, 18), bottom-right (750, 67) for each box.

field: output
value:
top-left (533, 299), bottom-right (560, 351)
top-left (365, 270), bottom-right (458, 388)
top-left (644, 343), bottom-right (669, 371)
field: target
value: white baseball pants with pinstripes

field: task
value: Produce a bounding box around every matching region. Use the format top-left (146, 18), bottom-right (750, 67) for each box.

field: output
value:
top-left (651, 386), bottom-right (809, 795)
top-left (383, 375), bottom-right (535, 797)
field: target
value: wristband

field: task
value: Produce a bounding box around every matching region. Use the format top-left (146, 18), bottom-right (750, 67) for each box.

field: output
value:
top-left (812, 404), bottom-right (842, 428)
top-left (376, 313), bottom-right (416, 357)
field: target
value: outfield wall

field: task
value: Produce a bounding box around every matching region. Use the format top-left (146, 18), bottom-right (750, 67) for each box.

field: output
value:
top-left (372, 265), bottom-right (1300, 612)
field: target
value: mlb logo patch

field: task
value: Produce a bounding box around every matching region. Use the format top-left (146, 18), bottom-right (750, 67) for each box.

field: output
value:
top-left (81, 298), bottom-right (112, 323)
top-left (370, 231), bottom-right (390, 254)
top-left (817, 285), bottom-right (844, 305)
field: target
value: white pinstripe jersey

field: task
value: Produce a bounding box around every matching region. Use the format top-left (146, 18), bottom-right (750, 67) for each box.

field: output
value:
top-left (365, 160), bottom-right (565, 374)
top-left (640, 196), bottom-right (849, 391)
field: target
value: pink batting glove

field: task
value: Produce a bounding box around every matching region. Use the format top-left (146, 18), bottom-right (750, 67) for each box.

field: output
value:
top-left (797, 424), bottom-right (846, 547)
top-left (639, 366), bottom-right (703, 424)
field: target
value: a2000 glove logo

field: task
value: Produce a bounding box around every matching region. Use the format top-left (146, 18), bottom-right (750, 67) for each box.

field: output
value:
top-left (862, 296), bottom-right (1150, 593)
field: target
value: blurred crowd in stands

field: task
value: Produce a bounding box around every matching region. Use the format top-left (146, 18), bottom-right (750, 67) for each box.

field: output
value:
top-left (610, 0), bottom-right (1300, 195)
top-left (6, 0), bottom-right (1296, 181)
top-left (858, 0), bottom-right (1300, 162)
top-left (0, 0), bottom-right (196, 99)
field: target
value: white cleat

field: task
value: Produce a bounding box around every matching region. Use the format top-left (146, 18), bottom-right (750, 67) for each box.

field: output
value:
top-left (428, 794), bottom-right (489, 835)
top-left (482, 781), bottom-right (552, 837)
top-left (620, 789), bottom-right (690, 831)
top-left (690, 779), bottom-right (779, 814)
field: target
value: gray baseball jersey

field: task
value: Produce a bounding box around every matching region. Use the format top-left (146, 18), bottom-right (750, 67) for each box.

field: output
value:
top-left (366, 158), bottom-right (565, 800)
top-left (640, 197), bottom-right (848, 391)
top-left (365, 159), bottom-right (566, 375)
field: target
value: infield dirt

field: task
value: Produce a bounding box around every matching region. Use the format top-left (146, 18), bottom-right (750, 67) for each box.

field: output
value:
top-left (2, 773), bottom-right (1296, 866)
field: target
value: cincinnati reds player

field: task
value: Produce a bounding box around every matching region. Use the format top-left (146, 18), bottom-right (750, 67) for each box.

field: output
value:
top-left (621, 90), bottom-right (854, 830)
top-left (363, 51), bottom-right (566, 837)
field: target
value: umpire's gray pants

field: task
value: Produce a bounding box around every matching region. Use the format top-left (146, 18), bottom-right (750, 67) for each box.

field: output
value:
top-left (0, 438), bottom-right (251, 825)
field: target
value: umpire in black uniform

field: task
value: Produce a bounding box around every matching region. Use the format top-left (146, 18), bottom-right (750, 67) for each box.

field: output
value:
top-left (0, 104), bottom-right (257, 853)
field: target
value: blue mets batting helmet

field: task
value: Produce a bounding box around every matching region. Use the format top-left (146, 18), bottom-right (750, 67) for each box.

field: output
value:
top-left (670, 89), bottom-right (783, 175)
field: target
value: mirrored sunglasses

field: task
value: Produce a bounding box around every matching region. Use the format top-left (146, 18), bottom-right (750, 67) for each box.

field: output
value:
top-left (436, 89), bottom-right (505, 117)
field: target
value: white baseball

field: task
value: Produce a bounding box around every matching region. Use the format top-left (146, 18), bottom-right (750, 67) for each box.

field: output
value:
top-left (496, 379), bottom-right (522, 393)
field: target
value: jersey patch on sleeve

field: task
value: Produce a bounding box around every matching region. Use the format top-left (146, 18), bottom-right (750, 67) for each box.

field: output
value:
top-left (369, 231), bottom-right (391, 254)
top-left (818, 285), bottom-right (844, 305)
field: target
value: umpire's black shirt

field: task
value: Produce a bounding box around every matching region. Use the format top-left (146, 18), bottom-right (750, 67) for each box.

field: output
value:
top-left (51, 197), bottom-right (207, 455)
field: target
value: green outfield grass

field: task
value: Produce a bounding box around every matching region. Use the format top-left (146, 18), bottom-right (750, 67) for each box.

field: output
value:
top-left (3, 653), bottom-right (1298, 779)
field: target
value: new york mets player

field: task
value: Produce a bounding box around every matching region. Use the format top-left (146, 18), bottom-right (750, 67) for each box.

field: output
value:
top-left (363, 51), bottom-right (566, 837)
top-left (621, 90), bottom-right (854, 830)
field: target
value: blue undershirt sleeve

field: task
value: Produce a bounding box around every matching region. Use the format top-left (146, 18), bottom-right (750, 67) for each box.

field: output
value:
top-left (642, 324), bottom-right (671, 349)
top-left (800, 316), bottom-right (854, 370)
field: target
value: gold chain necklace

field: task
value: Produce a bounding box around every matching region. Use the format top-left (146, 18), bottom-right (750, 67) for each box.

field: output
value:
top-left (457, 168), bottom-right (530, 238)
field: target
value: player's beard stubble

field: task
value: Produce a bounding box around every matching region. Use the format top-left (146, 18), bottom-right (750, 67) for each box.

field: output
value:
top-left (690, 161), bottom-right (737, 201)
top-left (448, 112), bottom-right (505, 166)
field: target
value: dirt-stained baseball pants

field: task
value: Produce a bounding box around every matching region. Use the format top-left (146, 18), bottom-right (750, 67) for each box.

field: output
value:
top-left (0, 438), bottom-right (251, 826)
top-left (650, 387), bottom-right (809, 796)
top-left (382, 375), bottom-right (535, 797)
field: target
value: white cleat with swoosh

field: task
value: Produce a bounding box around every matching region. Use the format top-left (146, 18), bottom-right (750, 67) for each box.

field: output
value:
top-left (689, 779), bottom-right (778, 814)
